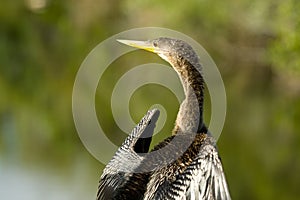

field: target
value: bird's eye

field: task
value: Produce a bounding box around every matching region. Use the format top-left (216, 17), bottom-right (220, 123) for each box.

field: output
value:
top-left (153, 42), bottom-right (158, 47)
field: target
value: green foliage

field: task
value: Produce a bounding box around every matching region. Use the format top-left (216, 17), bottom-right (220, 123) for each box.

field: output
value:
top-left (268, 0), bottom-right (300, 76)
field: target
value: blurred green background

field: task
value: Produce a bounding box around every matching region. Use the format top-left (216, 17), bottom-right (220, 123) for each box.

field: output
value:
top-left (1, 0), bottom-right (300, 199)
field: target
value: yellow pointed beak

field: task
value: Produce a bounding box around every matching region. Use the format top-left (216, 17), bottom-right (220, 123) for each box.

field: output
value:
top-left (117, 39), bottom-right (157, 53)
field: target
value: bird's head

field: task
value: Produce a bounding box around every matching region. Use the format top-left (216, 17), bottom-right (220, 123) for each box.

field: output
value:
top-left (117, 37), bottom-right (200, 70)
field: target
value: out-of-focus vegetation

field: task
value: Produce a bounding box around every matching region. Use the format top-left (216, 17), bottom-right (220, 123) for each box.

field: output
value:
top-left (1, 0), bottom-right (300, 199)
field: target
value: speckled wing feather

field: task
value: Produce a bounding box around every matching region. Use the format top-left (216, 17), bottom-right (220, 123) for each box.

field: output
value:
top-left (149, 137), bottom-right (231, 200)
top-left (96, 109), bottom-right (160, 200)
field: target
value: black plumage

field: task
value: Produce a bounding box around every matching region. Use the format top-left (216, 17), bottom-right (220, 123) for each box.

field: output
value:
top-left (97, 38), bottom-right (231, 200)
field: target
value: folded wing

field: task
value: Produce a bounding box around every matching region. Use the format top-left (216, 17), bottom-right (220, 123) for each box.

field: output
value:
top-left (152, 139), bottom-right (231, 200)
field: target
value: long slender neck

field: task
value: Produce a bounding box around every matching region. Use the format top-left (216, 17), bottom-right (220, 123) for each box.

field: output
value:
top-left (172, 59), bottom-right (204, 134)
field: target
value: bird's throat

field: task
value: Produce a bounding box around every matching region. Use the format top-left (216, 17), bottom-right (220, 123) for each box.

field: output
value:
top-left (172, 60), bottom-right (204, 134)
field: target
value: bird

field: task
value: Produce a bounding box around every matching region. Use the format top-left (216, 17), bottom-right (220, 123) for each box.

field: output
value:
top-left (97, 37), bottom-right (231, 200)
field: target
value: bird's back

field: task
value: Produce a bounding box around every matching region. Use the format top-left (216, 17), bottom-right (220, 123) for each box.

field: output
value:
top-left (143, 130), bottom-right (231, 200)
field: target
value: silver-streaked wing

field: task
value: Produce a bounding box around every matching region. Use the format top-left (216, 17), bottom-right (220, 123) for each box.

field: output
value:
top-left (97, 109), bottom-right (160, 200)
top-left (151, 139), bottom-right (231, 200)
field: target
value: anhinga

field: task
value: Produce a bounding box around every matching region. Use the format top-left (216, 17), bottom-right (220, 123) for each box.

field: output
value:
top-left (97, 38), bottom-right (231, 200)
